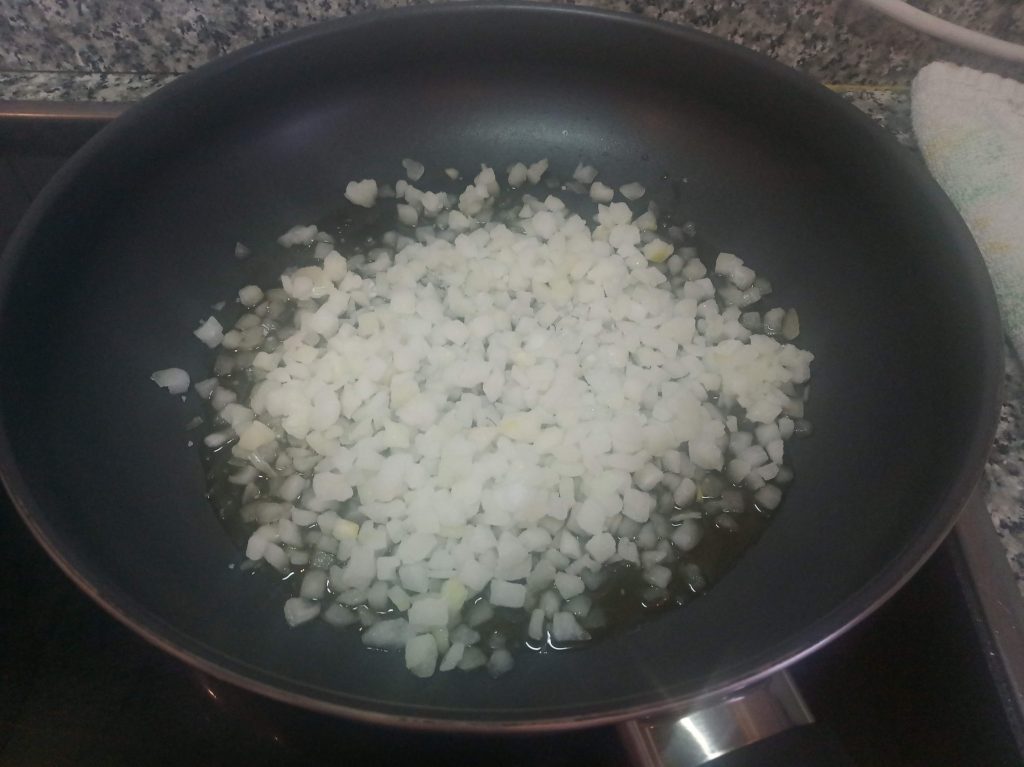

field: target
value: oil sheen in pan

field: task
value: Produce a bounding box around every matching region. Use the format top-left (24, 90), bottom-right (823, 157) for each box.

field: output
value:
top-left (196, 185), bottom-right (808, 657)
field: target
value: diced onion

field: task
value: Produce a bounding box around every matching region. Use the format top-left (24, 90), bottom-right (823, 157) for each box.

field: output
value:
top-left (190, 159), bottom-right (813, 679)
top-left (151, 367), bottom-right (189, 395)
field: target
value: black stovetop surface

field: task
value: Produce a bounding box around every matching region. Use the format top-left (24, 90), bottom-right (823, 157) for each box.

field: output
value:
top-left (1, 112), bottom-right (1022, 767)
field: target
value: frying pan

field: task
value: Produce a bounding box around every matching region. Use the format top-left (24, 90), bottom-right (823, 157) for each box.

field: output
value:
top-left (0, 0), bottom-right (1003, 756)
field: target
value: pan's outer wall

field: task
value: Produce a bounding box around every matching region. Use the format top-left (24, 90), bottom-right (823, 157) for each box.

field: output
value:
top-left (0, 5), bottom-right (1003, 729)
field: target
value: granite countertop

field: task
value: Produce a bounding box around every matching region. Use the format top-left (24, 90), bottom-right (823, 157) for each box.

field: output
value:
top-left (1, 0), bottom-right (1023, 85)
top-left (1, 1), bottom-right (1023, 593)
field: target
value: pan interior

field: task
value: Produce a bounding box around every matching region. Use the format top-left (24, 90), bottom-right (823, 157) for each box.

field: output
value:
top-left (0, 6), bottom-right (999, 724)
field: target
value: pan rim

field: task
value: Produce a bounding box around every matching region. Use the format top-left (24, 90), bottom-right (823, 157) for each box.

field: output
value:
top-left (0, 1), bottom-right (1005, 731)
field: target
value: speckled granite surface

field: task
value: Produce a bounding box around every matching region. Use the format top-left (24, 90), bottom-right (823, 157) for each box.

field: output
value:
top-left (0, 72), bottom-right (177, 102)
top-left (987, 353), bottom-right (1024, 589)
top-left (0, 0), bottom-right (1022, 85)
top-left (1, 2), bottom-right (1022, 594)
top-left (837, 87), bottom-right (915, 146)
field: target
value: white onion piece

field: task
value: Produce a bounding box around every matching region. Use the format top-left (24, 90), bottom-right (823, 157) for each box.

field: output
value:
top-left (573, 163), bottom-right (599, 184)
top-left (402, 158), bottom-right (425, 181)
top-left (193, 317), bottom-right (224, 348)
top-left (487, 648), bottom-right (515, 677)
top-left (439, 641), bottom-right (465, 671)
top-left (283, 597), bottom-right (320, 626)
top-left (151, 367), bottom-right (189, 395)
top-left (363, 618), bottom-right (412, 649)
top-left (277, 225), bottom-right (317, 247)
top-left (193, 377), bottom-right (218, 399)
top-left (526, 159), bottom-right (548, 185)
top-left (238, 285), bottom-right (264, 307)
top-left (551, 612), bottom-right (591, 642)
top-left (405, 633), bottom-right (438, 677)
top-left (589, 181), bottom-right (614, 202)
top-left (507, 162), bottom-right (528, 187)
top-left (344, 179), bottom-right (378, 208)
top-left (619, 182), bottom-right (646, 200)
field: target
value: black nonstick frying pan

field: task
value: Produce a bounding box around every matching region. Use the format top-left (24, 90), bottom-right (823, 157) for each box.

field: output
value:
top-left (0, 0), bottom-right (1003, 754)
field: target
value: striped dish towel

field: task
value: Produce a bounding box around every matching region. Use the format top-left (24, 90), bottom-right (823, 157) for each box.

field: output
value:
top-left (912, 61), bottom-right (1024, 356)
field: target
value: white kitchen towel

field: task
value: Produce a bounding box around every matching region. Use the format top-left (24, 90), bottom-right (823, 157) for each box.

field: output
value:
top-left (911, 61), bottom-right (1024, 357)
